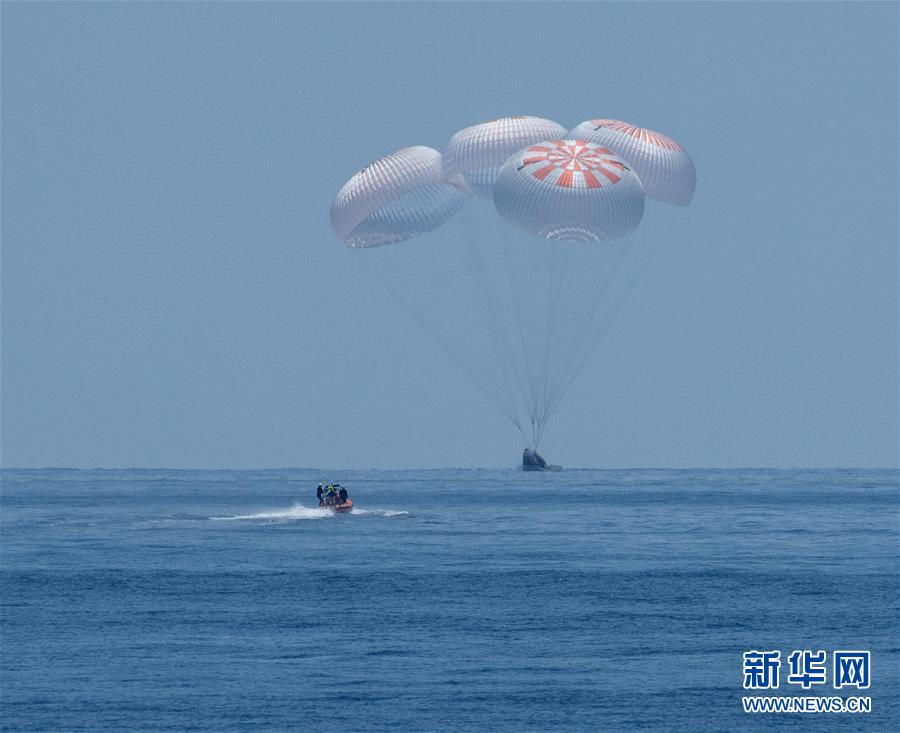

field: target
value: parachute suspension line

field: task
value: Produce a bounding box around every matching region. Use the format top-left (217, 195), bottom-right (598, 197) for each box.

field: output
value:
top-left (500, 233), bottom-right (542, 442)
top-left (371, 260), bottom-right (529, 445)
top-left (495, 231), bottom-right (580, 450)
top-left (534, 238), bottom-right (568, 449)
top-left (463, 234), bottom-right (530, 439)
top-left (540, 238), bottom-right (630, 424)
top-left (545, 216), bottom-right (680, 422)
top-left (466, 233), bottom-right (535, 437)
top-left (510, 234), bottom-right (560, 450)
top-left (536, 238), bottom-right (570, 444)
top-left (524, 239), bottom-right (558, 449)
top-left (482, 284), bottom-right (526, 438)
top-left (535, 241), bottom-right (554, 445)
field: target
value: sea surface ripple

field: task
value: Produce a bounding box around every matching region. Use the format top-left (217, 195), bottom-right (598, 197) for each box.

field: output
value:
top-left (1, 468), bottom-right (897, 731)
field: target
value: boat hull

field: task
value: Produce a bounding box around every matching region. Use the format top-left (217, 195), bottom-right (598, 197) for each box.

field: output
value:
top-left (320, 499), bottom-right (353, 513)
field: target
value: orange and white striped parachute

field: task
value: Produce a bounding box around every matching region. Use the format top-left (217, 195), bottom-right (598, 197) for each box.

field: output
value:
top-left (493, 139), bottom-right (645, 241)
top-left (568, 119), bottom-right (695, 206)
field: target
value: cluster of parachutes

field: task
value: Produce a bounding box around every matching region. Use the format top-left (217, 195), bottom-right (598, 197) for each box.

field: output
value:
top-left (329, 116), bottom-right (695, 449)
top-left (331, 115), bottom-right (694, 248)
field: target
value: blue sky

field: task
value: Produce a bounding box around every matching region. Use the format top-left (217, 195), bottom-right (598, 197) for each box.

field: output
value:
top-left (2, 1), bottom-right (897, 468)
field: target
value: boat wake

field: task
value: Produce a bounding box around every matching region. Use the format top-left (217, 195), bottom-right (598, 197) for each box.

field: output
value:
top-left (351, 508), bottom-right (409, 518)
top-left (209, 503), bottom-right (409, 522)
top-left (210, 503), bottom-right (330, 521)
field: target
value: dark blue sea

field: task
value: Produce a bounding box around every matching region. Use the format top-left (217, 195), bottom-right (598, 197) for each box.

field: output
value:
top-left (1, 468), bottom-right (898, 731)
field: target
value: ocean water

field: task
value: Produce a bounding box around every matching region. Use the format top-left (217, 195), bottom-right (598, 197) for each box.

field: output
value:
top-left (1, 467), bottom-right (898, 732)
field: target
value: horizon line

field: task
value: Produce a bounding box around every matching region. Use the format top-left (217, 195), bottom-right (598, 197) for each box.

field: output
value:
top-left (2, 465), bottom-right (898, 472)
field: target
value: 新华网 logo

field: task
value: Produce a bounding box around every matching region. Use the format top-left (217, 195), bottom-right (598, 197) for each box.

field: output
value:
top-left (741, 649), bottom-right (872, 715)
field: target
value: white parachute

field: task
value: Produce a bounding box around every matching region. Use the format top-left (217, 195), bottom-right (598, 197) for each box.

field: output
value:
top-left (442, 116), bottom-right (568, 198)
top-left (330, 146), bottom-right (468, 247)
top-left (330, 117), bottom-right (694, 450)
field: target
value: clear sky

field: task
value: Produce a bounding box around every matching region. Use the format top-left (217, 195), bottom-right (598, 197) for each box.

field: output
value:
top-left (2, 1), bottom-right (897, 469)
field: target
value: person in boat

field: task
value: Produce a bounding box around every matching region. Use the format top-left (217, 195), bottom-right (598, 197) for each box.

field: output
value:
top-left (337, 486), bottom-right (349, 504)
top-left (320, 483), bottom-right (336, 507)
top-left (316, 483), bottom-right (324, 503)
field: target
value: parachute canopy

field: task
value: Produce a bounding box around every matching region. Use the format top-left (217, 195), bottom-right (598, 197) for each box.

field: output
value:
top-left (568, 119), bottom-right (695, 206)
top-left (493, 139), bottom-right (645, 242)
top-left (330, 146), bottom-right (468, 247)
top-left (442, 116), bottom-right (568, 199)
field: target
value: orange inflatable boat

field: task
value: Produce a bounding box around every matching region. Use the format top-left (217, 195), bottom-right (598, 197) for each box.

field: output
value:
top-left (332, 499), bottom-right (353, 513)
top-left (320, 498), bottom-right (353, 513)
